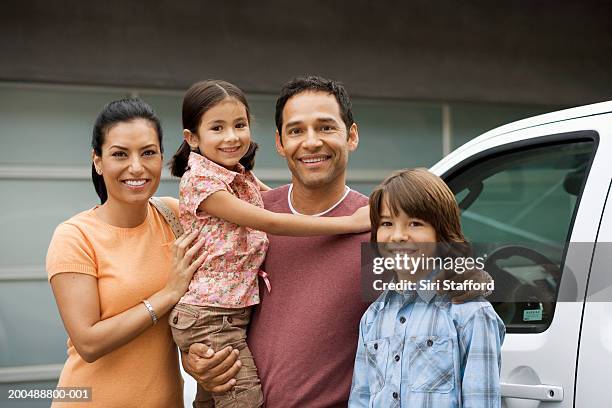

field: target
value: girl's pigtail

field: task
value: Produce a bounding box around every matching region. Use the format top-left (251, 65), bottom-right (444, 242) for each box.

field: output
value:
top-left (240, 141), bottom-right (259, 171)
top-left (169, 141), bottom-right (192, 177)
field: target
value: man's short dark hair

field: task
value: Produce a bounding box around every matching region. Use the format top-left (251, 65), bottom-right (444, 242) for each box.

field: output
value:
top-left (275, 75), bottom-right (354, 139)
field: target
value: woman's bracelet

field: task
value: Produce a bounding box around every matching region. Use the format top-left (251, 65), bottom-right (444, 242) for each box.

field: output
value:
top-left (142, 299), bottom-right (158, 325)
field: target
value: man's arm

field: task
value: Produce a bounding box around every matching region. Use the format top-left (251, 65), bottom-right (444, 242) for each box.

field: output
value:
top-left (181, 343), bottom-right (242, 392)
top-left (458, 306), bottom-right (505, 408)
top-left (437, 268), bottom-right (494, 304)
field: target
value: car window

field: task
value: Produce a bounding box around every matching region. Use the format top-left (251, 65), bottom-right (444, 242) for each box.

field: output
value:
top-left (445, 135), bottom-right (596, 333)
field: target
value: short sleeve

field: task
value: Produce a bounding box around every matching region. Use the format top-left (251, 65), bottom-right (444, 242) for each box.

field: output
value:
top-left (46, 223), bottom-right (97, 281)
top-left (181, 173), bottom-right (232, 218)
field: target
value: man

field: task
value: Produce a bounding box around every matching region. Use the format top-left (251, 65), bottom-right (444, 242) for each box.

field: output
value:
top-left (183, 75), bottom-right (487, 407)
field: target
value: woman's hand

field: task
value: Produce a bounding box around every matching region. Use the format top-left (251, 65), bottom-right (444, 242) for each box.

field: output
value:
top-left (50, 229), bottom-right (207, 363)
top-left (349, 205), bottom-right (371, 233)
top-left (165, 228), bottom-right (208, 303)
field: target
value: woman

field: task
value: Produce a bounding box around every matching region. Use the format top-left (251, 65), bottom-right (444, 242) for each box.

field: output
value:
top-left (46, 98), bottom-right (206, 407)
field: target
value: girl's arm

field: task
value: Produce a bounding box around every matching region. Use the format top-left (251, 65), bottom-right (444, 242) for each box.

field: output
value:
top-left (199, 190), bottom-right (369, 236)
top-left (50, 230), bottom-right (207, 363)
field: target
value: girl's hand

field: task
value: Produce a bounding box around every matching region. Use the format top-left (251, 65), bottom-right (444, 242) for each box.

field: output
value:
top-left (350, 205), bottom-right (371, 233)
top-left (166, 228), bottom-right (208, 302)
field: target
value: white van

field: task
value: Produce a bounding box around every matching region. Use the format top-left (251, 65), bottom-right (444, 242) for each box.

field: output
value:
top-left (430, 101), bottom-right (612, 407)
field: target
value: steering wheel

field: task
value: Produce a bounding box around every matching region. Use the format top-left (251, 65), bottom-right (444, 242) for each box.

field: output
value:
top-left (483, 245), bottom-right (560, 325)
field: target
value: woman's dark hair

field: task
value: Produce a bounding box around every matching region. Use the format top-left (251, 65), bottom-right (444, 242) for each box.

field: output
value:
top-left (169, 80), bottom-right (258, 177)
top-left (92, 97), bottom-right (163, 204)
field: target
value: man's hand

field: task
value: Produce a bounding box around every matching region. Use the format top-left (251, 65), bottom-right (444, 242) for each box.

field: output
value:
top-left (181, 343), bottom-right (242, 393)
top-left (436, 268), bottom-right (493, 304)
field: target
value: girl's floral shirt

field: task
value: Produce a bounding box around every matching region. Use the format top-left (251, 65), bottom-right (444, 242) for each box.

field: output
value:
top-left (178, 152), bottom-right (269, 308)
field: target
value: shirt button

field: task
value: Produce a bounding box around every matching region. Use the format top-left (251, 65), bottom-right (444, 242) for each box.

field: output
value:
top-left (394, 355), bottom-right (400, 362)
top-left (373, 343), bottom-right (378, 350)
top-left (393, 392), bottom-right (398, 399)
top-left (426, 339), bottom-right (434, 347)
top-left (399, 316), bottom-right (406, 324)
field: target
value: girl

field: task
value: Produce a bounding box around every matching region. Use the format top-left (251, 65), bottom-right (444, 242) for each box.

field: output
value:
top-left (168, 80), bottom-right (369, 407)
top-left (47, 98), bottom-right (205, 407)
top-left (349, 168), bottom-right (505, 408)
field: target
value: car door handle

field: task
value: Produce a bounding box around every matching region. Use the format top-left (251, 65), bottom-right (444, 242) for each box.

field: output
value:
top-left (501, 382), bottom-right (563, 402)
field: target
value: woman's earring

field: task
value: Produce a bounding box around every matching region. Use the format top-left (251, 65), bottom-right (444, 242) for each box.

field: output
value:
top-left (96, 168), bottom-right (102, 175)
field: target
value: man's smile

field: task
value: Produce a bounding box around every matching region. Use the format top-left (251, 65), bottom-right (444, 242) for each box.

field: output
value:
top-left (298, 154), bottom-right (331, 167)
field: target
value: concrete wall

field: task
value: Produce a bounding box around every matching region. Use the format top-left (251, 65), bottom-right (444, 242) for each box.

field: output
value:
top-left (1, 0), bottom-right (611, 105)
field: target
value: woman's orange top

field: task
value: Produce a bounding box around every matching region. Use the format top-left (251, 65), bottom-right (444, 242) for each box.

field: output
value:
top-left (46, 198), bottom-right (183, 407)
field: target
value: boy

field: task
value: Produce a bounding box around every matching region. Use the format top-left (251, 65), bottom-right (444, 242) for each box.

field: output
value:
top-left (349, 168), bottom-right (505, 408)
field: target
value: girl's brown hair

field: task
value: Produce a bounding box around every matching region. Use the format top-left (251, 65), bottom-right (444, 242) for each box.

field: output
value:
top-left (169, 80), bottom-right (259, 177)
top-left (369, 168), bottom-right (471, 257)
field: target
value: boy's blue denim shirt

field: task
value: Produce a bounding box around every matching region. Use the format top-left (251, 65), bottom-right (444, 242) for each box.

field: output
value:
top-left (348, 276), bottom-right (505, 408)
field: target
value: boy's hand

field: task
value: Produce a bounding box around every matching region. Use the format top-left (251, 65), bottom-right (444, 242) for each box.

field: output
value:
top-left (435, 268), bottom-right (493, 304)
top-left (182, 343), bottom-right (241, 392)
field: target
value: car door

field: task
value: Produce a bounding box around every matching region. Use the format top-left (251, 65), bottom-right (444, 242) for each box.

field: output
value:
top-left (574, 176), bottom-right (612, 407)
top-left (431, 113), bottom-right (612, 407)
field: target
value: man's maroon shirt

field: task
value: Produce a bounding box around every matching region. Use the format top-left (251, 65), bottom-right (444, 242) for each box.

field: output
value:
top-left (248, 185), bottom-right (370, 407)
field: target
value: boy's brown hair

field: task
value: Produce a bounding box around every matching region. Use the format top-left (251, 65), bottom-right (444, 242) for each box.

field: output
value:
top-left (369, 168), bottom-right (470, 256)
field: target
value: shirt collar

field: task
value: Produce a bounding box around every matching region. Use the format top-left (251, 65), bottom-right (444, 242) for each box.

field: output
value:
top-left (187, 151), bottom-right (245, 183)
top-left (287, 184), bottom-right (351, 216)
